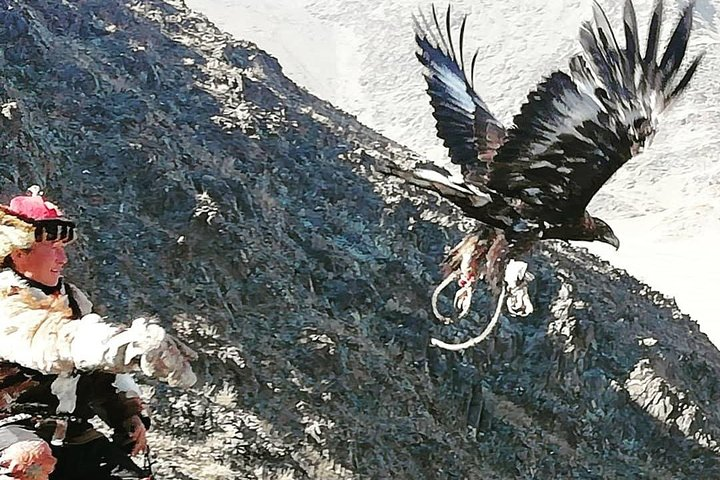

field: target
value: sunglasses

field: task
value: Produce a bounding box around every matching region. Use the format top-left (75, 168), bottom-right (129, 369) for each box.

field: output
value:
top-left (34, 219), bottom-right (76, 244)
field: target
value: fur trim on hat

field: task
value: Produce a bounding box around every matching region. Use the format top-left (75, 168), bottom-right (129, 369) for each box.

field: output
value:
top-left (0, 207), bottom-right (36, 259)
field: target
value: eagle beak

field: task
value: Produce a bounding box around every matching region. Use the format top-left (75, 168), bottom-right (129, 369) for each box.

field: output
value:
top-left (602, 231), bottom-right (620, 250)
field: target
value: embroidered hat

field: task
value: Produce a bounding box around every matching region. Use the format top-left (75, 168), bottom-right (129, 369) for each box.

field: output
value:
top-left (0, 186), bottom-right (76, 258)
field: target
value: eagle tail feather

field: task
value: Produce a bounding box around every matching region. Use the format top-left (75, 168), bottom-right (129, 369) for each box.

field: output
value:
top-left (376, 161), bottom-right (492, 209)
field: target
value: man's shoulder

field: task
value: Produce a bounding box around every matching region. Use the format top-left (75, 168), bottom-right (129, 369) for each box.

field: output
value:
top-left (0, 268), bottom-right (26, 293)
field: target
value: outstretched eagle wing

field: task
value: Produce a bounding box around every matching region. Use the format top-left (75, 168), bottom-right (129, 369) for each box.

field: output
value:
top-left (415, 5), bottom-right (506, 180)
top-left (486, 0), bottom-right (703, 224)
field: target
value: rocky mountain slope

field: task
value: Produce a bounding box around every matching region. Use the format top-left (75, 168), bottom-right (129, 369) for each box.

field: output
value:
top-left (1, 1), bottom-right (719, 478)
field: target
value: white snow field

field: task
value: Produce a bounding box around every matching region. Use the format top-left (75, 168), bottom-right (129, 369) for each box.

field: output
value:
top-left (186, 0), bottom-right (720, 345)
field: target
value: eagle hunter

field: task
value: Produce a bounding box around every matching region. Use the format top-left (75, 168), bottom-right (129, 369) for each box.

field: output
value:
top-left (380, 0), bottom-right (703, 322)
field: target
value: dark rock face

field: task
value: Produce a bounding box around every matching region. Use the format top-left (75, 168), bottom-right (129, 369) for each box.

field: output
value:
top-left (1, 1), bottom-right (719, 478)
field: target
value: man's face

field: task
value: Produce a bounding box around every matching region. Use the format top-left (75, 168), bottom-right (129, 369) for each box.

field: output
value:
top-left (11, 241), bottom-right (68, 287)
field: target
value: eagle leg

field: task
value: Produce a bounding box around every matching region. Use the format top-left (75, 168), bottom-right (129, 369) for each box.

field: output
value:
top-left (453, 236), bottom-right (483, 318)
top-left (432, 232), bottom-right (490, 322)
top-left (453, 262), bottom-right (478, 318)
top-left (433, 237), bottom-right (484, 322)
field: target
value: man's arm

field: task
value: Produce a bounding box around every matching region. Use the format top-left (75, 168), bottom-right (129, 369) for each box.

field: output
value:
top-left (0, 278), bottom-right (196, 388)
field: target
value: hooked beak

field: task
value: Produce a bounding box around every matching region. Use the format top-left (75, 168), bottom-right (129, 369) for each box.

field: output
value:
top-left (601, 231), bottom-right (620, 250)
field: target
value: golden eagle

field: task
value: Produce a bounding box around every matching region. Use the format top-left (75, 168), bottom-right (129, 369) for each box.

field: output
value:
top-left (380, 0), bottom-right (703, 323)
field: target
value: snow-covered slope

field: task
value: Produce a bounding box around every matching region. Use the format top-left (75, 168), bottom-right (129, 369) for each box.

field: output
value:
top-left (186, 0), bottom-right (720, 344)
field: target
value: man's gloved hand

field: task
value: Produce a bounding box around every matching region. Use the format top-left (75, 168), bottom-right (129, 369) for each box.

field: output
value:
top-left (128, 319), bottom-right (198, 388)
top-left (0, 440), bottom-right (56, 480)
top-left (70, 316), bottom-right (198, 387)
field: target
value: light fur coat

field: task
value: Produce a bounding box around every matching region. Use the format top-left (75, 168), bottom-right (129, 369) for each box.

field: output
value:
top-left (0, 269), bottom-right (196, 414)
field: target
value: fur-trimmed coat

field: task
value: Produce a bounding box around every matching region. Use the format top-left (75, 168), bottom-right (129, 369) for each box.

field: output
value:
top-left (0, 269), bottom-right (148, 441)
top-left (0, 268), bottom-right (196, 388)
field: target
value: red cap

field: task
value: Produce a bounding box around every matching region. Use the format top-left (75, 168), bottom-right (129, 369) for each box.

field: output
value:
top-left (8, 186), bottom-right (63, 221)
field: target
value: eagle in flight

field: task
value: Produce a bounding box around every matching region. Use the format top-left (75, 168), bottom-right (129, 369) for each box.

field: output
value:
top-left (380, 0), bottom-right (703, 322)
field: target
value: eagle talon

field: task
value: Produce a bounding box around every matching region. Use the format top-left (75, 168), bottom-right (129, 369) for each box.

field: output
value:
top-left (431, 266), bottom-right (479, 322)
top-left (453, 283), bottom-right (474, 318)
